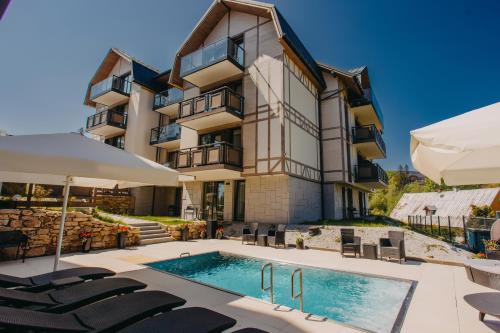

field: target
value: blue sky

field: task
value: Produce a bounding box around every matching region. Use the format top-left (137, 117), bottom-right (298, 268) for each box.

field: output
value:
top-left (1, 0), bottom-right (499, 169)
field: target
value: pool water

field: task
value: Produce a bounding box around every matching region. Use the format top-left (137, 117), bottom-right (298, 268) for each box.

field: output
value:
top-left (147, 252), bottom-right (414, 333)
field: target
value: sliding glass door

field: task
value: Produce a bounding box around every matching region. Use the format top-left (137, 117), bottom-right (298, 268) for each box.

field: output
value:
top-left (202, 181), bottom-right (224, 221)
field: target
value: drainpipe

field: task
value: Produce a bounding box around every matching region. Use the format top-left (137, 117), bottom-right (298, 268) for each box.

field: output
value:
top-left (317, 95), bottom-right (325, 220)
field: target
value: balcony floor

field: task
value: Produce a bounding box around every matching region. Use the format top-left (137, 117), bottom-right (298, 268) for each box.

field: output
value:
top-left (87, 124), bottom-right (125, 138)
top-left (154, 103), bottom-right (179, 117)
top-left (177, 108), bottom-right (242, 131)
top-left (354, 141), bottom-right (386, 160)
top-left (151, 139), bottom-right (180, 150)
top-left (91, 90), bottom-right (129, 107)
top-left (178, 164), bottom-right (242, 181)
top-left (182, 59), bottom-right (243, 88)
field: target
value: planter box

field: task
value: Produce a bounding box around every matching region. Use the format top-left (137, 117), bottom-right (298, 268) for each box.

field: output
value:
top-left (486, 250), bottom-right (500, 260)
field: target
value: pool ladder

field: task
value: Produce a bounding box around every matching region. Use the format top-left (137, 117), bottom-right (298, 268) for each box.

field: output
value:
top-left (291, 268), bottom-right (304, 312)
top-left (261, 263), bottom-right (274, 304)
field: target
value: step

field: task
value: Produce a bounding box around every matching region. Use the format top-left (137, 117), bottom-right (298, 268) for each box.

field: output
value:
top-left (127, 222), bottom-right (158, 227)
top-left (140, 233), bottom-right (170, 240)
top-left (140, 237), bottom-right (173, 245)
top-left (140, 229), bottom-right (168, 236)
top-left (138, 225), bottom-right (163, 231)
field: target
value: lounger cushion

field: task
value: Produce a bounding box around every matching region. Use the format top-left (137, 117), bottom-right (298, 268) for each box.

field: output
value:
top-left (0, 291), bottom-right (186, 332)
top-left (74, 290), bottom-right (186, 331)
top-left (117, 307), bottom-right (237, 333)
top-left (0, 267), bottom-right (115, 289)
top-left (233, 329), bottom-right (269, 333)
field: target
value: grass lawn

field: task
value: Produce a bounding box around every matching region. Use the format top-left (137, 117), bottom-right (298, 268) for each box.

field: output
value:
top-left (302, 219), bottom-right (397, 227)
top-left (129, 215), bottom-right (191, 225)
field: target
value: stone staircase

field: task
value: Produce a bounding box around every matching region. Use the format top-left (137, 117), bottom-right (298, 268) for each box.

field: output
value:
top-left (128, 222), bottom-right (173, 245)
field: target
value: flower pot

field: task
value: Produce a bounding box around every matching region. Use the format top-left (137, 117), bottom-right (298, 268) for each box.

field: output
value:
top-left (200, 230), bottom-right (206, 239)
top-left (296, 240), bottom-right (304, 249)
top-left (181, 228), bottom-right (189, 242)
top-left (486, 250), bottom-right (500, 260)
top-left (81, 238), bottom-right (92, 253)
top-left (117, 232), bottom-right (128, 249)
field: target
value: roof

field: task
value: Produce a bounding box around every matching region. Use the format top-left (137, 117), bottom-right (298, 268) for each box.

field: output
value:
top-left (316, 62), bottom-right (363, 95)
top-left (84, 48), bottom-right (163, 106)
top-left (390, 188), bottom-right (500, 226)
top-left (169, 0), bottom-right (326, 90)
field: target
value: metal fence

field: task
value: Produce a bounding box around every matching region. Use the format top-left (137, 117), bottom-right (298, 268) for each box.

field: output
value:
top-left (407, 215), bottom-right (496, 252)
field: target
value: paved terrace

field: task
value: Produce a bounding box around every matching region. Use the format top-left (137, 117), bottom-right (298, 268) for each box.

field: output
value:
top-left (1, 240), bottom-right (499, 333)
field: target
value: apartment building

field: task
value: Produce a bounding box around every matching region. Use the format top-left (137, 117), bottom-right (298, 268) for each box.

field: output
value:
top-left (83, 0), bottom-right (387, 223)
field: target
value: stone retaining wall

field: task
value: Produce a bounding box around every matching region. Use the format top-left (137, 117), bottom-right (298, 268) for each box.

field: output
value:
top-left (165, 222), bottom-right (207, 241)
top-left (94, 196), bottom-right (135, 215)
top-left (0, 208), bottom-right (140, 259)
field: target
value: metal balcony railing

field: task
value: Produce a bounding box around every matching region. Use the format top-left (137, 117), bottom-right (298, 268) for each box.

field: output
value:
top-left (179, 86), bottom-right (244, 119)
top-left (180, 37), bottom-right (245, 77)
top-left (349, 88), bottom-right (384, 127)
top-left (150, 123), bottom-right (181, 145)
top-left (176, 142), bottom-right (242, 169)
top-left (90, 75), bottom-right (131, 100)
top-left (355, 161), bottom-right (388, 184)
top-left (86, 108), bottom-right (127, 130)
top-left (153, 88), bottom-right (184, 111)
top-left (352, 124), bottom-right (386, 156)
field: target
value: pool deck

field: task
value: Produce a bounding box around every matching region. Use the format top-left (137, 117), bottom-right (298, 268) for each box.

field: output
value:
top-left (1, 239), bottom-right (499, 333)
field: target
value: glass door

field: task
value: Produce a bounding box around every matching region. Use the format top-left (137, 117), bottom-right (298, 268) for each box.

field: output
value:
top-left (203, 181), bottom-right (224, 221)
top-left (233, 180), bottom-right (245, 221)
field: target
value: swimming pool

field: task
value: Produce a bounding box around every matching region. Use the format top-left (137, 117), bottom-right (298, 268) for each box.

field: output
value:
top-left (147, 252), bottom-right (415, 333)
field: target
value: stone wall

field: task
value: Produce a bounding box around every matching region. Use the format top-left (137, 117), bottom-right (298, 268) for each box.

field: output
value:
top-left (164, 221), bottom-right (207, 240)
top-left (94, 195), bottom-right (135, 215)
top-left (0, 208), bottom-right (140, 259)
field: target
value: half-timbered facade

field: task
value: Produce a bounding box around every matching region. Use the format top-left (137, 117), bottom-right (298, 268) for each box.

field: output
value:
top-left (83, 0), bottom-right (387, 223)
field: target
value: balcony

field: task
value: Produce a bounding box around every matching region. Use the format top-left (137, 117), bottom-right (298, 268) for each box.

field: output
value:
top-left (176, 142), bottom-right (242, 180)
top-left (86, 108), bottom-right (127, 137)
top-left (150, 123), bottom-right (181, 149)
top-left (153, 88), bottom-right (184, 116)
top-left (352, 125), bottom-right (386, 159)
top-left (180, 37), bottom-right (245, 87)
top-left (354, 162), bottom-right (388, 189)
top-left (90, 75), bottom-right (131, 106)
top-left (349, 88), bottom-right (384, 131)
top-left (177, 87), bottom-right (244, 131)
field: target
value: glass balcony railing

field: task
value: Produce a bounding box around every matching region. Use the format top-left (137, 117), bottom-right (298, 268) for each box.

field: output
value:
top-left (153, 88), bottom-right (184, 111)
top-left (150, 123), bottom-right (181, 145)
top-left (349, 88), bottom-right (384, 127)
top-left (180, 37), bottom-right (245, 77)
top-left (179, 86), bottom-right (244, 119)
top-left (90, 75), bottom-right (131, 100)
top-left (176, 142), bottom-right (242, 169)
top-left (86, 108), bottom-right (127, 130)
top-left (355, 161), bottom-right (388, 185)
top-left (351, 125), bottom-right (386, 156)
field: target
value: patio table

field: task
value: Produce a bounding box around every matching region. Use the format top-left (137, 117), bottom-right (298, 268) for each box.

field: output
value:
top-left (257, 235), bottom-right (268, 247)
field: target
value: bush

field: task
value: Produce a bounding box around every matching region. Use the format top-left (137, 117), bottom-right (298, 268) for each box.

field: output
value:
top-left (470, 204), bottom-right (495, 218)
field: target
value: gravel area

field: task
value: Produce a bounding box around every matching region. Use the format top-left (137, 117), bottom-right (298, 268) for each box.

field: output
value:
top-left (225, 223), bottom-right (473, 264)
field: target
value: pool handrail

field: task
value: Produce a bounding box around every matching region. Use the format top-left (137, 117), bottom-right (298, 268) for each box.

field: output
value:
top-left (291, 268), bottom-right (304, 312)
top-left (261, 262), bottom-right (274, 304)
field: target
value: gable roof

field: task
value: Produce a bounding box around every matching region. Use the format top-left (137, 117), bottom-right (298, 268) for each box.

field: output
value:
top-left (84, 48), bottom-right (161, 107)
top-left (390, 188), bottom-right (500, 227)
top-left (317, 62), bottom-right (363, 95)
top-left (168, 0), bottom-right (325, 90)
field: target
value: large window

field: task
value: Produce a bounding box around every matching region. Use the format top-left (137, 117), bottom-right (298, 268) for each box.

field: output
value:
top-left (105, 135), bottom-right (125, 150)
top-left (199, 127), bottom-right (241, 147)
top-left (233, 180), bottom-right (245, 221)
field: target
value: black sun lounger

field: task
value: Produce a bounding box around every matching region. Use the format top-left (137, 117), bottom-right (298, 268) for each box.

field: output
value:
top-left (0, 267), bottom-right (115, 289)
top-left (0, 277), bottom-right (146, 313)
top-left (117, 307), bottom-right (237, 333)
top-left (0, 290), bottom-right (186, 332)
top-left (233, 329), bottom-right (270, 333)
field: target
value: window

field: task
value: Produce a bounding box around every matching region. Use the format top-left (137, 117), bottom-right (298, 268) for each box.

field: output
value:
top-left (105, 135), bottom-right (125, 150)
top-left (199, 127), bottom-right (241, 147)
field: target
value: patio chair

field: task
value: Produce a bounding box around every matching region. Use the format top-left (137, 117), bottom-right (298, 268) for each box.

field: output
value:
top-left (117, 307), bottom-right (237, 333)
top-left (379, 231), bottom-right (406, 263)
top-left (0, 267), bottom-right (115, 290)
top-left (242, 225), bottom-right (258, 245)
top-left (268, 225), bottom-right (286, 248)
top-left (0, 277), bottom-right (146, 313)
top-left (340, 228), bottom-right (361, 257)
top-left (0, 290), bottom-right (186, 332)
top-left (0, 231), bottom-right (28, 262)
